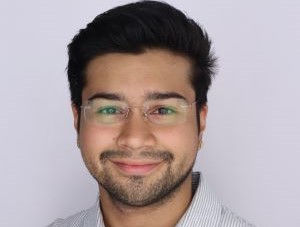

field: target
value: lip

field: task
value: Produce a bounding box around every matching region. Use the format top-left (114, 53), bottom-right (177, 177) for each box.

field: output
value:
top-left (110, 160), bottom-right (163, 176)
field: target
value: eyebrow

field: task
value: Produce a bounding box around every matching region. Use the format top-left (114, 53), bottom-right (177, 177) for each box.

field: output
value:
top-left (88, 92), bottom-right (125, 101)
top-left (146, 92), bottom-right (188, 102)
top-left (88, 91), bottom-right (188, 102)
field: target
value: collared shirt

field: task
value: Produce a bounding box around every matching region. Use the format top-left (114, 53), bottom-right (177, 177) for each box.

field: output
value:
top-left (48, 172), bottom-right (256, 227)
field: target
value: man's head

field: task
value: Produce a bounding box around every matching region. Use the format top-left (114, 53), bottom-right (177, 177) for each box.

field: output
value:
top-left (67, 1), bottom-right (216, 207)
top-left (68, 0), bottom-right (216, 116)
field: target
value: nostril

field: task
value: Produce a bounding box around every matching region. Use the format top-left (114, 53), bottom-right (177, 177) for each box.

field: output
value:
top-left (115, 117), bottom-right (156, 150)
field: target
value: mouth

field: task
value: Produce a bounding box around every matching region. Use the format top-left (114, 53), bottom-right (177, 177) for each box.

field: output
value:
top-left (110, 160), bottom-right (163, 176)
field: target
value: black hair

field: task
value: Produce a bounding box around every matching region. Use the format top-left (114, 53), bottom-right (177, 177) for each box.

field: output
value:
top-left (67, 0), bottom-right (216, 114)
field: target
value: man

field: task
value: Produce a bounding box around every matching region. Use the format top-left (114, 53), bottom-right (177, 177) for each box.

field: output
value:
top-left (49, 1), bottom-right (255, 226)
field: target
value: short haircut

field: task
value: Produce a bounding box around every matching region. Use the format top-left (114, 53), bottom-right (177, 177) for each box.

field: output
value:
top-left (67, 0), bottom-right (217, 112)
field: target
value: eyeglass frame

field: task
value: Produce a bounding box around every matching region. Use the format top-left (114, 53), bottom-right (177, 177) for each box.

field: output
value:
top-left (80, 98), bottom-right (199, 126)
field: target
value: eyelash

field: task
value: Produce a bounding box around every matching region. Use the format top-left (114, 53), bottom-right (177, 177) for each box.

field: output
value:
top-left (150, 106), bottom-right (176, 115)
top-left (97, 106), bottom-right (124, 115)
top-left (97, 106), bottom-right (176, 115)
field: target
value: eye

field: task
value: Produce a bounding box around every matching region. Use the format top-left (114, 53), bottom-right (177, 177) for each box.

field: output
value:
top-left (151, 106), bottom-right (176, 115)
top-left (96, 106), bottom-right (123, 115)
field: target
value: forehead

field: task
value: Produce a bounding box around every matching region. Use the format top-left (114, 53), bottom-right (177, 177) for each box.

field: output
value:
top-left (83, 49), bottom-right (195, 102)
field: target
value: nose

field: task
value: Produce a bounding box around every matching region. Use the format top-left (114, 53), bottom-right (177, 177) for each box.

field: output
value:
top-left (116, 109), bottom-right (156, 151)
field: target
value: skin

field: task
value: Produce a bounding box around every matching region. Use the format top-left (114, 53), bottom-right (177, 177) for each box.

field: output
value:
top-left (72, 49), bottom-right (208, 227)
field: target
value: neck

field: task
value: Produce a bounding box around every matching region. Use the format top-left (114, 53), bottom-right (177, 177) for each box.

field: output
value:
top-left (100, 173), bottom-right (193, 227)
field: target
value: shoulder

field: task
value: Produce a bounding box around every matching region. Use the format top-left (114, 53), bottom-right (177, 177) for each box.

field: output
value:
top-left (47, 204), bottom-right (98, 227)
top-left (186, 172), bottom-right (256, 227)
top-left (47, 209), bottom-right (89, 227)
top-left (219, 206), bottom-right (256, 227)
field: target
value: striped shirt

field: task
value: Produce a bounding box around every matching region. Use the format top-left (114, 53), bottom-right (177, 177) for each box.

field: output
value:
top-left (48, 172), bottom-right (256, 227)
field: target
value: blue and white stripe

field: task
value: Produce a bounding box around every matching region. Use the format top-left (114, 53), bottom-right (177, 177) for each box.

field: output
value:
top-left (48, 172), bottom-right (256, 227)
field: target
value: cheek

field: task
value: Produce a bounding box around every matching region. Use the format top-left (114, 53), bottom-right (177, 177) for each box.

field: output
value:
top-left (155, 123), bottom-right (199, 163)
top-left (79, 124), bottom-right (118, 169)
top-left (80, 126), bottom-right (114, 150)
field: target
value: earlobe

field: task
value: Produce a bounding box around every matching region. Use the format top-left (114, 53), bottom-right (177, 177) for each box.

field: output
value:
top-left (71, 104), bottom-right (80, 133)
top-left (197, 105), bottom-right (207, 150)
top-left (199, 105), bottom-right (208, 135)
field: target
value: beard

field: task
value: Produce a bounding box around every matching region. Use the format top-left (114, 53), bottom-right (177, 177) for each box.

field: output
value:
top-left (93, 149), bottom-right (194, 207)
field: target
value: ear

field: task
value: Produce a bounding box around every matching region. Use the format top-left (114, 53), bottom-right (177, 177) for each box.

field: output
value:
top-left (71, 104), bottom-right (80, 133)
top-left (199, 105), bottom-right (208, 138)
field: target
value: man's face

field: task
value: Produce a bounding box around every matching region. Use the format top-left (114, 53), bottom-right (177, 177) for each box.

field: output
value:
top-left (72, 49), bottom-right (207, 207)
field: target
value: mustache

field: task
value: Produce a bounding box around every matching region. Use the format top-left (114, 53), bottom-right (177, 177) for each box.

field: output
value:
top-left (100, 150), bottom-right (174, 163)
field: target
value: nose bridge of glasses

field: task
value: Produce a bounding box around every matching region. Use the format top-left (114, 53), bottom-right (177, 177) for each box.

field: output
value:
top-left (126, 106), bottom-right (148, 120)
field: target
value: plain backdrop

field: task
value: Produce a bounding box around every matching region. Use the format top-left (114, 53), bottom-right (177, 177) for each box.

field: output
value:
top-left (0, 0), bottom-right (299, 226)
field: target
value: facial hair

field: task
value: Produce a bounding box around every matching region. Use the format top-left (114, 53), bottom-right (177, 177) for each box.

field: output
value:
top-left (94, 149), bottom-right (194, 207)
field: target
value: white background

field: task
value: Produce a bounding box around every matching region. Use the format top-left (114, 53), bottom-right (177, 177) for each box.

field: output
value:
top-left (0, 0), bottom-right (299, 226)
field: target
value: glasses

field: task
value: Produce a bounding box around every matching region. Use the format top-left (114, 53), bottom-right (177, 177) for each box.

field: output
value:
top-left (81, 98), bottom-right (197, 126)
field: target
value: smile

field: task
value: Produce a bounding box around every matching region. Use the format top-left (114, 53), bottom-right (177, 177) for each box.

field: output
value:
top-left (110, 160), bottom-right (163, 176)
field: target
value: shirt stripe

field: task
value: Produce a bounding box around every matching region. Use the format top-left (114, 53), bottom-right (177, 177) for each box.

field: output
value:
top-left (48, 172), bottom-right (256, 227)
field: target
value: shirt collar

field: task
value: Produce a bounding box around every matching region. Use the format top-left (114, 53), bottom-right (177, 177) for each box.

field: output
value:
top-left (96, 172), bottom-right (222, 227)
top-left (176, 172), bottom-right (222, 226)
